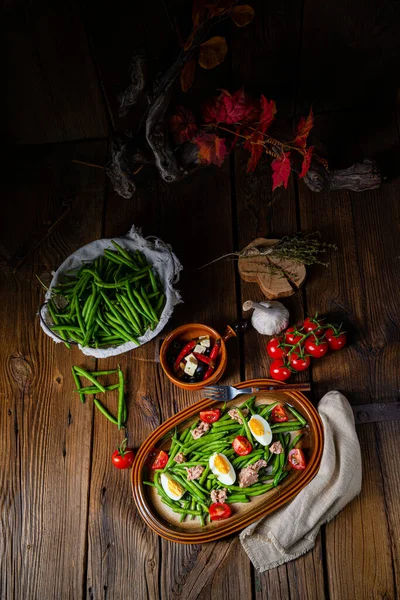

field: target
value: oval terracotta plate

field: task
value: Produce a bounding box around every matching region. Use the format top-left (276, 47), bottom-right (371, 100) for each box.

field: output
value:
top-left (131, 379), bottom-right (323, 543)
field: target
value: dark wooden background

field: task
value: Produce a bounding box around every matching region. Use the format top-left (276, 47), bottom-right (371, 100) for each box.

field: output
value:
top-left (1, 1), bottom-right (400, 599)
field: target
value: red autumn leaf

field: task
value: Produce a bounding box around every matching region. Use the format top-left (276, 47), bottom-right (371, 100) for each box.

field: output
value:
top-left (294, 107), bottom-right (314, 148)
top-left (259, 96), bottom-right (277, 133)
top-left (244, 130), bottom-right (264, 173)
top-left (194, 132), bottom-right (228, 166)
top-left (203, 87), bottom-right (254, 124)
top-left (170, 107), bottom-right (198, 144)
top-left (180, 59), bottom-right (196, 92)
top-left (271, 152), bottom-right (291, 191)
top-left (299, 145), bottom-right (314, 178)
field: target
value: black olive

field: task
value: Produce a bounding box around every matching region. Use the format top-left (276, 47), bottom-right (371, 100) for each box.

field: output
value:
top-left (196, 362), bottom-right (207, 378)
top-left (188, 376), bottom-right (197, 384)
top-left (167, 354), bottom-right (175, 365)
top-left (172, 340), bottom-right (182, 350)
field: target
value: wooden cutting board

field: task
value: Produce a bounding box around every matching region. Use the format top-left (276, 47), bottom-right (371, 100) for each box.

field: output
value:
top-left (238, 238), bottom-right (306, 299)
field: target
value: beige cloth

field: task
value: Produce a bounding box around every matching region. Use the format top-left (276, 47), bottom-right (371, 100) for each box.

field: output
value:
top-left (240, 391), bottom-right (362, 572)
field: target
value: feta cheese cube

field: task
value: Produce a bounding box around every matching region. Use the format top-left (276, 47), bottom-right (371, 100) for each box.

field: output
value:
top-left (199, 335), bottom-right (211, 348)
top-left (184, 353), bottom-right (198, 376)
top-left (194, 344), bottom-right (206, 354)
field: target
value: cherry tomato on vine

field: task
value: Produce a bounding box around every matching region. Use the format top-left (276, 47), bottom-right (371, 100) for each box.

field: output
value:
top-left (200, 409), bottom-right (221, 423)
top-left (303, 315), bottom-right (325, 337)
top-left (209, 503), bottom-right (232, 521)
top-left (150, 450), bottom-right (169, 470)
top-left (270, 359), bottom-right (292, 381)
top-left (304, 336), bottom-right (329, 358)
top-left (288, 448), bottom-right (306, 470)
top-left (111, 438), bottom-right (135, 470)
top-left (325, 327), bottom-right (347, 351)
top-left (289, 352), bottom-right (311, 372)
top-left (285, 327), bottom-right (304, 345)
top-left (271, 405), bottom-right (288, 422)
top-left (266, 337), bottom-right (286, 359)
top-left (232, 435), bottom-right (253, 455)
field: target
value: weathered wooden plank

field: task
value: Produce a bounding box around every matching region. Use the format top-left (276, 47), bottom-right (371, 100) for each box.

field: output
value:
top-left (3, 3), bottom-right (108, 144)
top-left (0, 141), bottom-right (107, 599)
top-left (375, 421), bottom-right (400, 594)
top-left (298, 110), bottom-right (399, 599)
top-left (298, 0), bottom-right (400, 113)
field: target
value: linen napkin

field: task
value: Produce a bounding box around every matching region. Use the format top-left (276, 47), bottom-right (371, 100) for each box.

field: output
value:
top-left (240, 390), bottom-right (362, 572)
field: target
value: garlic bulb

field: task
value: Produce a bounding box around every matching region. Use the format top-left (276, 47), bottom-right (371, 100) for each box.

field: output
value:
top-left (243, 300), bottom-right (289, 336)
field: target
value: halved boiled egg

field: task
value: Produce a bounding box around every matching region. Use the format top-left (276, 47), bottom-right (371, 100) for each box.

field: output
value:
top-left (160, 473), bottom-right (185, 501)
top-left (248, 415), bottom-right (272, 446)
top-left (209, 453), bottom-right (236, 485)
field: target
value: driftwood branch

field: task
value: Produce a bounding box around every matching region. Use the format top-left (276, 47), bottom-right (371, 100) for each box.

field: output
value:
top-left (107, 5), bottom-right (382, 198)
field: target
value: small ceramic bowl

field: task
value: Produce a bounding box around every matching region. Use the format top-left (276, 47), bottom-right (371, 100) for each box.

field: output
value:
top-left (160, 323), bottom-right (237, 390)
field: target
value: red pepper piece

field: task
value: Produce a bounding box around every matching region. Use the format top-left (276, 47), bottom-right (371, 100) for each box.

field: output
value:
top-left (202, 339), bottom-right (221, 381)
top-left (174, 340), bottom-right (196, 372)
top-left (203, 366), bottom-right (214, 381)
top-left (193, 352), bottom-right (215, 367)
top-left (209, 339), bottom-right (221, 361)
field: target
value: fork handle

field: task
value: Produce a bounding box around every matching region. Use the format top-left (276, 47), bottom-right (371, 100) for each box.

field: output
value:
top-left (254, 383), bottom-right (311, 392)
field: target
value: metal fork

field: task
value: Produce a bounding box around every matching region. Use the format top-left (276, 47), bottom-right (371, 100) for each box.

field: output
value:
top-left (203, 383), bottom-right (311, 401)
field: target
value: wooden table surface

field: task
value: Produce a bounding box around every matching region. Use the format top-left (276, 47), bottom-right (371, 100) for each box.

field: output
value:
top-left (2, 1), bottom-right (400, 599)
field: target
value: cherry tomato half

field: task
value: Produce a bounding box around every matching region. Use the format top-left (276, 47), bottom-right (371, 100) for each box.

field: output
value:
top-left (112, 439), bottom-right (135, 470)
top-left (304, 336), bottom-right (329, 358)
top-left (270, 359), bottom-right (292, 381)
top-left (209, 502), bottom-right (232, 521)
top-left (285, 327), bottom-right (304, 345)
top-left (289, 352), bottom-right (311, 372)
top-left (266, 337), bottom-right (286, 359)
top-left (288, 448), bottom-right (306, 470)
top-left (271, 405), bottom-right (288, 422)
top-left (150, 450), bottom-right (169, 470)
top-left (303, 316), bottom-right (325, 337)
top-left (232, 435), bottom-right (253, 455)
top-left (200, 408), bottom-right (221, 423)
top-left (325, 328), bottom-right (347, 351)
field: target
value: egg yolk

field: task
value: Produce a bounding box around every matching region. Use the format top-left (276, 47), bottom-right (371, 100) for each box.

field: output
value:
top-left (167, 479), bottom-right (183, 496)
top-left (214, 454), bottom-right (230, 474)
top-left (250, 418), bottom-right (264, 436)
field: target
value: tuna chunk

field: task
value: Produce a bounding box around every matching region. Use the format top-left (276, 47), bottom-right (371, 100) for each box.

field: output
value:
top-left (228, 407), bottom-right (249, 424)
top-left (269, 441), bottom-right (284, 455)
top-left (238, 459), bottom-right (268, 488)
top-left (191, 421), bottom-right (210, 439)
top-left (185, 465), bottom-right (205, 481)
top-left (174, 452), bottom-right (186, 464)
top-left (210, 489), bottom-right (227, 504)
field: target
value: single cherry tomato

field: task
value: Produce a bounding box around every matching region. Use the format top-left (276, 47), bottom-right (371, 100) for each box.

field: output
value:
top-left (271, 405), bottom-right (288, 422)
top-left (325, 327), bottom-right (347, 351)
top-left (289, 351), bottom-right (311, 372)
top-left (288, 448), bottom-right (306, 470)
top-left (285, 327), bottom-right (304, 345)
top-left (150, 450), bottom-right (169, 470)
top-left (304, 336), bottom-right (329, 358)
top-left (111, 438), bottom-right (135, 470)
top-left (270, 359), bottom-right (292, 381)
top-left (209, 502), bottom-right (232, 521)
top-left (266, 337), bottom-right (286, 359)
top-left (303, 315), bottom-right (325, 337)
top-left (232, 435), bottom-right (253, 455)
top-left (200, 408), bottom-right (221, 423)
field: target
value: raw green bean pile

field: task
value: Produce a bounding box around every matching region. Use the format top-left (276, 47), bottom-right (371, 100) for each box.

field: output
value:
top-left (46, 241), bottom-right (165, 349)
top-left (72, 366), bottom-right (127, 429)
top-left (144, 397), bottom-right (307, 526)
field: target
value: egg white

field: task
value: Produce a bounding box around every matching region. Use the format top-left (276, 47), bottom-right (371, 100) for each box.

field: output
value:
top-left (160, 473), bottom-right (185, 501)
top-left (209, 453), bottom-right (236, 485)
top-left (248, 414), bottom-right (272, 446)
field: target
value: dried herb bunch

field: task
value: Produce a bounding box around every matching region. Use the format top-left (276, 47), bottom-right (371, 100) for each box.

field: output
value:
top-left (201, 233), bottom-right (337, 274)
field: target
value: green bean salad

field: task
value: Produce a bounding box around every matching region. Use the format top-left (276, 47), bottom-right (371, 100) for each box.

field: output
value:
top-left (44, 240), bottom-right (165, 349)
top-left (144, 396), bottom-right (308, 526)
